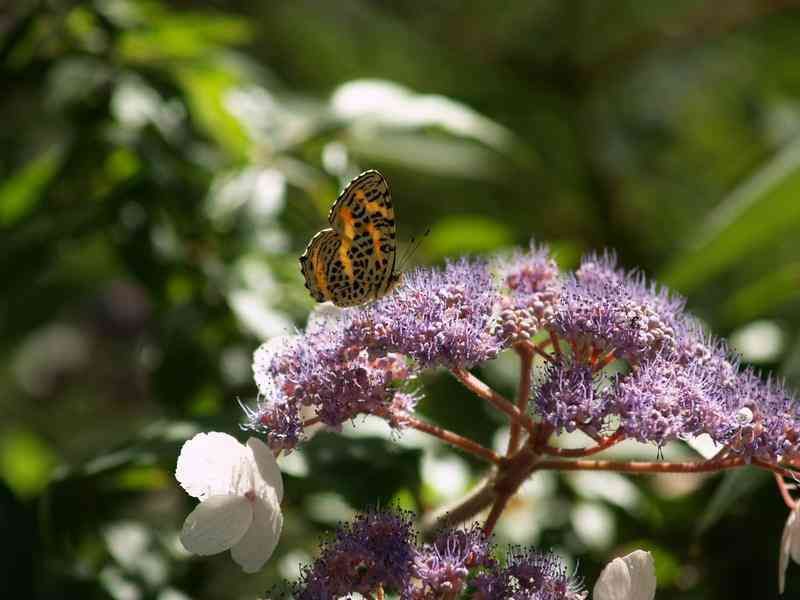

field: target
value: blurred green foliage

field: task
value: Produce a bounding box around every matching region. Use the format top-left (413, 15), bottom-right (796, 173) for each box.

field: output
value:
top-left (2, 1), bottom-right (800, 598)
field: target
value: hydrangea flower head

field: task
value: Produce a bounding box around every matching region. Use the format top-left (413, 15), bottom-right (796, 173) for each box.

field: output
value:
top-left (413, 524), bottom-right (493, 596)
top-left (551, 253), bottom-right (684, 365)
top-left (247, 313), bottom-right (413, 450)
top-left (292, 508), bottom-right (416, 599)
top-left (536, 359), bottom-right (607, 434)
top-left (357, 258), bottom-right (505, 368)
top-left (612, 352), bottom-right (733, 446)
top-left (725, 369), bottom-right (800, 460)
top-left (175, 432), bottom-right (283, 573)
top-left (504, 547), bottom-right (585, 599)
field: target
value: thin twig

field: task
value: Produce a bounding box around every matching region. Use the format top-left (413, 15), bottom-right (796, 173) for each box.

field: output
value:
top-left (518, 338), bottom-right (556, 365)
top-left (483, 493), bottom-right (511, 536)
top-left (548, 330), bottom-right (562, 357)
top-left (421, 473), bottom-right (497, 535)
top-left (540, 430), bottom-right (625, 457)
top-left (303, 416), bottom-right (321, 428)
top-left (534, 457), bottom-right (765, 474)
top-left (451, 367), bottom-right (536, 434)
top-left (397, 412), bottom-right (502, 465)
top-left (507, 343), bottom-right (534, 455)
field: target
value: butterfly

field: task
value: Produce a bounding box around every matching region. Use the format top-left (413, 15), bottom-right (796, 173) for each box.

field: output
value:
top-left (299, 170), bottom-right (400, 307)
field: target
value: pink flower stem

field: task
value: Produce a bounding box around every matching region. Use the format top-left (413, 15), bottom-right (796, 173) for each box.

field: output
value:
top-left (507, 343), bottom-right (535, 455)
top-left (376, 409), bottom-right (502, 465)
top-left (540, 431), bottom-right (625, 457)
top-left (548, 330), bottom-right (562, 357)
top-left (536, 456), bottom-right (797, 477)
top-left (517, 338), bottom-right (555, 365)
top-left (774, 472), bottom-right (798, 510)
top-left (303, 416), bottom-right (321, 428)
top-left (451, 367), bottom-right (536, 434)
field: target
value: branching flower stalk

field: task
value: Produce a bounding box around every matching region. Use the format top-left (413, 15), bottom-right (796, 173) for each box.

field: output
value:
top-left (247, 243), bottom-right (800, 598)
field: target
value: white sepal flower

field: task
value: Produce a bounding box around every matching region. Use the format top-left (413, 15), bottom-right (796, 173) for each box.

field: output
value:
top-left (593, 549), bottom-right (656, 600)
top-left (779, 504), bottom-right (800, 594)
top-left (176, 432), bottom-right (283, 573)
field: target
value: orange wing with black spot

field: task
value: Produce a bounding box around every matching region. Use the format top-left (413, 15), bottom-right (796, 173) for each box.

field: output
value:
top-left (299, 170), bottom-right (400, 307)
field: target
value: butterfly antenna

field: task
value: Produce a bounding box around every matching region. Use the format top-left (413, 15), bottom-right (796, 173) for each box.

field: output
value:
top-left (398, 227), bottom-right (430, 271)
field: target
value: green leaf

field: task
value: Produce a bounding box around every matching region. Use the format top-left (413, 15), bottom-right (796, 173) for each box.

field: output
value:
top-left (175, 65), bottom-right (251, 160)
top-left (0, 430), bottom-right (58, 498)
top-left (722, 261), bottom-right (800, 324)
top-left (347, 132), bottom-right (503, 180)
top-left (0, 145), bottom-right (63, 226)
top-left (695, 468), bottom-right (769, 535)
top-left (117, 12), bottom-right (251, 62)
top-left (426, 215), bottom-right (513, 260)
top-left (661, 139), bottom-right (800, 292)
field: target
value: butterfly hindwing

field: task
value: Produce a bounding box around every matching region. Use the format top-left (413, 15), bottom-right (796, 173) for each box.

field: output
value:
top-left (299, 170), bottom-right (399, 307)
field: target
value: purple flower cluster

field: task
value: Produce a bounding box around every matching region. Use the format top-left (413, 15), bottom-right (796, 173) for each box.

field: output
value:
top-left (414, 524), bottom-right (494, 597)
top-left (248, 241), bottom-right (800, 461)
top-left (247, 260), bottom-right (503, 450)
top-left (550, 253), bottom-right (684, 363)
top-left (289, 509), bottom-right (584, 600)
top-left (349, 259), bottom-right (505, 368)
top-left (536, 360), bottom-right (605, 435)
top-left (495, 244), bottom-right (561, 342)
top-left (248, 318), bottom-right (413, 450)
top-left (472, 547), bottom-right (586, 600)
top-left (493, 245), bottom-right (800, 459)
top-left (292, 509), bottom-right (417, 599)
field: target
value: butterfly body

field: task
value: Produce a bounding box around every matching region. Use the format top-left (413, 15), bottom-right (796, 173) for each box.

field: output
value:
top-left (300, 170), bottom-right (399, 307)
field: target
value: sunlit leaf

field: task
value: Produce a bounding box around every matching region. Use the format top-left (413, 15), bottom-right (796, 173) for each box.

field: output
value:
top-left (113, 465), bottom-right (170, 491)
top-left (117, 12), bottom-right (251, 62)
top-left (0, 430), bottom-right (57, 497)
top-left (347, 132), bottom-right (502, 180)
top-left (332, 79), bottom-right (514, 152)
top-left (662, 139), bottom-right (800, 292)
top-left (426, 214), bottom-right (513, 259)
top-left (175, 65), bottom-right (250, 160)
top-left (723, 262), bottom-right (800, 324)
top-left (0, 145), bottom-right (63, 226)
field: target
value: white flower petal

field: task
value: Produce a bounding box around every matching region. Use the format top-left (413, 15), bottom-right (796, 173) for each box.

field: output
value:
top-left (622, 550), bottom-right (656, 600)
top-left (253, 336), bottom-right (296, 397)
top-left (175, 432), bottom-right (247, 500)
top-left (594, 556), bottom-right (631, 600)
top-left (780, 507), bottom-right (799, 593)
top-left (789, 506), bottom-right (800, 563)
top-left (180, 495), bottom-right (252, 556)
top-left (231, 496), bottom-right (283, 573)
top-left (246, 437), bottom-right (284, 502)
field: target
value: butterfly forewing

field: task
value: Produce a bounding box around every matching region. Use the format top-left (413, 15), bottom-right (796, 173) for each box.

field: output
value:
top-left (299, 170), bottom-right (399, 307)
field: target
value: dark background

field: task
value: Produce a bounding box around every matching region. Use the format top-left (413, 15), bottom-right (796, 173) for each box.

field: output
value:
top-left (3, 1), bottom-right (800, 598)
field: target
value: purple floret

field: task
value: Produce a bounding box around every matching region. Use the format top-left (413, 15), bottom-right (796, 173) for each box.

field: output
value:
top-left (293, 509), bottom-right (417, 599)
top-left (247, 317), bottom-right (414, 450)
top-left (722, 369), bottom-right (800, 460)
top-left (494, 243), bottom-right (561, 342)
top-left (536, 359), bottom-right (608, 434)
top-left (289, 512), bottom-right (584, 600)
top-left (473, 547), bottom-right (586, 600)
top-left (612, 352), bottom-right (735, 447)
top-left (551, 253), bottom-right (684, 364)
top-left (413, 524), bottom-right (494, 597)
top-left (357, 259), bottom-right (505, 368)
top-left (507, 547), bottom-right (586, 600)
